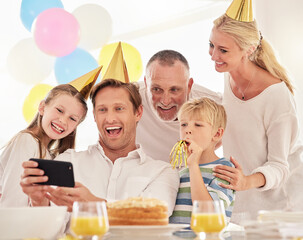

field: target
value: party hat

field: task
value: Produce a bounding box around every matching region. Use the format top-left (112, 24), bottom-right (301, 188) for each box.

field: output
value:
top-left (102, 42), bottom-right (130, 83)
top-left (226, 0), bottom-right (253, 22)
top-left (69, 65), bottom-right (102, 100)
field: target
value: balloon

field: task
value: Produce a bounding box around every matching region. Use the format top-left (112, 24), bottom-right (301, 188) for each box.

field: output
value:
top-left (20, 0), bottom-right (64, 32)
top-left (73, 4), bottom-right (113, 50)
top-left (54, 48), bottom-right (99, 84)
top-left (33, 8), bottom-right (80, 57)
top-left (22, 84), bottom-right (53, 123)
top-left (6, 38), bottom-right (54, 85)
top-left (98, 42), bottom-right (143, 82)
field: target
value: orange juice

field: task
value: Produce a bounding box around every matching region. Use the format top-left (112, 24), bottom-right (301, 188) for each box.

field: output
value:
top-left (191, 213), bottom-right (226, 233)
top-left (71, 216), bottom-right (108, 236)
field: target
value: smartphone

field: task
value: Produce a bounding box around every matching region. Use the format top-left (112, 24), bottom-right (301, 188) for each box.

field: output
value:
top-left (29, 158), bottom-right (75, 187)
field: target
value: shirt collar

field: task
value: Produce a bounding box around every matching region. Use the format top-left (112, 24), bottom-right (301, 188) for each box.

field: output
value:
top-left (95, 142), bottom-right (147, 164)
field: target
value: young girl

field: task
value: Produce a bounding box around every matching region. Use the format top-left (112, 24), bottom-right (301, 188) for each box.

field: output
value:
top-left (0, 84), bottom-right (88, 207)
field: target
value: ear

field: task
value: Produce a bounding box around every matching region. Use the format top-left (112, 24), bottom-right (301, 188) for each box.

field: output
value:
top-left (135, 105), bottom-right (143, 123)
top-left (188, 78), bottom-right (194, 91)
top-left (212, 127), bottom-right (224, 142)
top-left (247, 45), bottom-right (256, 57)
top-left (144, 76), bottom-right (147, 88)
top-left (38, 100), bottom-right (46, 116)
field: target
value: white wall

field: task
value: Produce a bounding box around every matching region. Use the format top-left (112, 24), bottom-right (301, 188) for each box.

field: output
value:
top-left (254, 0), bottom-right (303, 131)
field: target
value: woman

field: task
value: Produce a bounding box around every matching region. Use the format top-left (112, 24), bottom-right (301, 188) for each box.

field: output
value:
top-left (209, 3), bottom-right (303, 224)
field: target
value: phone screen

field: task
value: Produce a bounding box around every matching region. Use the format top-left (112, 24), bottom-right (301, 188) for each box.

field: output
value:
top-left (29, 158), bottom-right (75, 187)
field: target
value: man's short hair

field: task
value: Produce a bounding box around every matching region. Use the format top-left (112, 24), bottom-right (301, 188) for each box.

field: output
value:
top-left (178, 97), bottom-right (227, 131)
top-left (146, 50), bottom-right (190, 70)
top-left (90, 79), bottom-right (142, 113)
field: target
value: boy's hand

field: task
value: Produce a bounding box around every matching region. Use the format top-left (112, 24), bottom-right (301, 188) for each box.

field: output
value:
top-left (185, 138), bottom-right (203, 167)
top-left (20, 160), bottom-right (50, 206)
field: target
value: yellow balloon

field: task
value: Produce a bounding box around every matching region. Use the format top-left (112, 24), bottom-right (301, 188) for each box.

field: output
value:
top-left (22, 84), bottom-right (53, 123)
top-left (98, 42), bottom-right (143, 82)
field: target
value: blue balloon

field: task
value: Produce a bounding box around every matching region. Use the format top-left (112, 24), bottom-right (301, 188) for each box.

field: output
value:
top-left (20, 0), bottom-right (64, 32)
top-left (55, 48), bottom-right (99, 84)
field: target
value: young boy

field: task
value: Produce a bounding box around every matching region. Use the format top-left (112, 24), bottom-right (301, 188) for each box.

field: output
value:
top-left (169, 97), bottom-right (235, 224)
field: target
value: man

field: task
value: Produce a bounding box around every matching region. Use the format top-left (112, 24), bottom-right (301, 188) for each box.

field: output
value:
top-left (21, 79), bottom-right (179, 215)
top-left (137, 50), bottom-right (222, 162)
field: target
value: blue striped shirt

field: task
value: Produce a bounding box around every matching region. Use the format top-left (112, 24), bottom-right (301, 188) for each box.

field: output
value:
top-left (169, 158), bottom-right (235, 224)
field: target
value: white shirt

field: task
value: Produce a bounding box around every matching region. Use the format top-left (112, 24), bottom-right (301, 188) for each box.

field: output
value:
top-left (136, 81), bottom-right (222, 162)
top-left (223, 75), bottom-right (303, 223)
top-left (55, 143), bottom-right (180, 215)
top-left (0, 133), bottom-right (52, 207)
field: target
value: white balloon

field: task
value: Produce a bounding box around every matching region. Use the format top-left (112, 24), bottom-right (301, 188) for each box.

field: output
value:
top-left (73, 4), bottom-right (113, 50)
top-left (6, 38), bottom-right (54, 85)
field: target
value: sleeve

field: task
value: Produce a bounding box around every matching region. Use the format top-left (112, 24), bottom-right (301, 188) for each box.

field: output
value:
top-left (252, 111), bottom-right (298, 191)
top-left (0, 133), bottom-right (41, 207)
top-left (207, 161), bottom-right (235, 220)
top-left (141, 166), bottom-right (180, 216)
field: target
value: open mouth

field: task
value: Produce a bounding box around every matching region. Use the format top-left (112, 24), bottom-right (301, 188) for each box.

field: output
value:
top-left (51, 122), bottom-right (64, 134)
top-left (106, 126), bottom-right (122, 136)
top-left (158, 106), bottom-right (176, 112)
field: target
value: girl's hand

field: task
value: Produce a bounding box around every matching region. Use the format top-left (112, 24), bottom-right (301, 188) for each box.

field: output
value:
top-left (20, 160), bottom-right (50, 206)
top-left (185, 139), bottom-right (203, 167)
top-left (212, 156), bottom-right (249, 191)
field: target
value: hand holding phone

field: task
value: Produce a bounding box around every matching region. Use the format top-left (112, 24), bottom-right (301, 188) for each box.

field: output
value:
top-left (29, 158), bottom-right (75, 187)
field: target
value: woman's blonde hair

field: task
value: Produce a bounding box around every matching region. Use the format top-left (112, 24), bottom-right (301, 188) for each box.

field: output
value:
top-left (21, 84), bottom-right (88, 158)
top-left (214, 14), bottom-right (294, 94)
top-left (178, 97), bottom-right (227, 131)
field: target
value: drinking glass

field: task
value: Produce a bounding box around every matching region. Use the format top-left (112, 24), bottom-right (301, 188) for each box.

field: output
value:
top-left (70, 201), bottom-right (109, 240)
top-left (191, 200), bottom-right (226, 240)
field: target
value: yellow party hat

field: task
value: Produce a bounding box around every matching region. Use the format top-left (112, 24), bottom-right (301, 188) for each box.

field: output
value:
top-left (69, 65), bottom-right (102, 100)
top-left (102, 42), bottom-right (130, 83)
top-left (226, 0), bottom-right (253, 22)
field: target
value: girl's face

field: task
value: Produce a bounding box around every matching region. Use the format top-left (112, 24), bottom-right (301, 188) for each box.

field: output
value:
top-left (180, 116), bottom-right (214, 150)
top-left (39, 94), bottom-right (86, 143)
top-left (208, 27), bottom-right (246, 73)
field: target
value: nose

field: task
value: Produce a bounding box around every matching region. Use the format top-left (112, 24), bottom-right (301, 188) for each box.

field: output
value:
top-left (210, 48), bottom-right (217, 61)
top-left (185, 130), bottom-right (192, 135)
top-left (105, 110), bottom-right (117, 123)
top-left (160, 92), bottom-right (171, 106)
top-left (59, 115), bottom-right (68, 126)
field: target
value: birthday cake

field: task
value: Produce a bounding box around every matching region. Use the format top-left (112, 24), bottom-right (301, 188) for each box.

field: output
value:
top-left (107, 197), bottom-right (168, 225)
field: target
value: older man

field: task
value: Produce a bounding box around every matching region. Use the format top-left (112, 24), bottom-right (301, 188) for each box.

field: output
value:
top-left (137, 50), bottom-right (221, 162)
top-left (21, 79), bottom-right (179, 215)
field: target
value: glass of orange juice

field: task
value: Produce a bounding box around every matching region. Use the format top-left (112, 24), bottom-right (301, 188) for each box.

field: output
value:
top-left (191, 200), bottom-right (226, 240)
top-left (70, 201), bottom-right (109, 240)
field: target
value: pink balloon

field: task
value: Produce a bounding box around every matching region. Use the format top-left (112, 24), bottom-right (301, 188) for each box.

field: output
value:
top-left (33, 8), bottom-right (80, 57)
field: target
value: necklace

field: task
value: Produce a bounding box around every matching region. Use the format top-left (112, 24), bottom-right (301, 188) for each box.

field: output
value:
top-left (237, 70), bottom-right (255, 100)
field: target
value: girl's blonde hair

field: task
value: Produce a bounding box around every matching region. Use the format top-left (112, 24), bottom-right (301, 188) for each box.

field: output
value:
top-left (214, 14), bottom-right (294, 94)
top-left (178, 97), bottom-right (227, 131)
top-left (21, 84), bottom-right (88, 158)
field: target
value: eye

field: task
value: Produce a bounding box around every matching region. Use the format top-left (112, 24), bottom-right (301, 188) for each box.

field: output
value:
top-left (220, 48), bottom-right (227, 53)
top-left (170, 88), bottom-right (179, 93)
top-left (56, 108), bottom-right (63, 113)
top-left (70, 117), bottom-right (77, 122)
top-left (180, 123), bottom-right (187, 127)
top-left (151, 87), bottom-right (162, 93)
top-left (98, 108), bottom-right (106, 112)
top-left (116, 107), bottom-right (124, 111)
top-left (209, 42), bottom-right (214, 48)
top-left (195, 123), bottom-right (202, 127)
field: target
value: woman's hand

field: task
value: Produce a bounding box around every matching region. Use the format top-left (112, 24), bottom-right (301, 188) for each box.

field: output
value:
top-left (20, 160), bottom-right (50, 206)
top-left (212, 156), bottom-right (249, 191)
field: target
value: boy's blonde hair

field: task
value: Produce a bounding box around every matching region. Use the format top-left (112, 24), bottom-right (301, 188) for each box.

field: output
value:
top-left (178, 97), bottom-right (227, 131)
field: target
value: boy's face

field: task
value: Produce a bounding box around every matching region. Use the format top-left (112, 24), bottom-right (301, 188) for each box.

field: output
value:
top-left (179, 117), bottom-right (215, 150)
